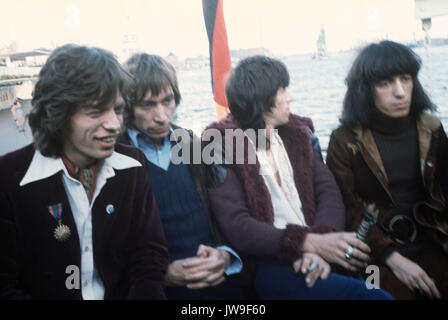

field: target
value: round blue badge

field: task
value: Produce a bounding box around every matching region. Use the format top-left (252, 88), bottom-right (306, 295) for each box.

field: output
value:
top-left (106, 204), bottom-right (115, 215)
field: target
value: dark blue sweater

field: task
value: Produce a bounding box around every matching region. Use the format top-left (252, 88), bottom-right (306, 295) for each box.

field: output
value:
top-left (147, 161), bottom-right (213, 262)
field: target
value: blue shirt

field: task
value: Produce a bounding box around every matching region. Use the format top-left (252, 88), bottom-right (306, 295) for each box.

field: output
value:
top-left (127, 127), bottom-right (242, 275)
top-left (127, 127), bottom-right (172, 171)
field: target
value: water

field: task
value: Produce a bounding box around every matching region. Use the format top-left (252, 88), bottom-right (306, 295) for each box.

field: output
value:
top-left (1, 45), bottom-right (448, 156)
top-left (176, 45), bottom-right (448, 155)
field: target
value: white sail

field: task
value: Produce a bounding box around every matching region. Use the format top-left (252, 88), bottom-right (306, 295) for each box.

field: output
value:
top-left (314, 27), bottom-right (327, 59)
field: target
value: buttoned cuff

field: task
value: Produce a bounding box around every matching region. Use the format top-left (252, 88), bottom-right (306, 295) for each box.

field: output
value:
top-left (216, 245), bottom-right (243, 276)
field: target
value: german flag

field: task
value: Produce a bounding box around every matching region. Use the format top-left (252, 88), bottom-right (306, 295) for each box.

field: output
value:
top-left (202, 0), bottom-right (231, 120)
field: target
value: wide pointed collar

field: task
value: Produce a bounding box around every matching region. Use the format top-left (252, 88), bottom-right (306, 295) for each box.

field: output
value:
top-left (20, 150), bottom-right (142, 187)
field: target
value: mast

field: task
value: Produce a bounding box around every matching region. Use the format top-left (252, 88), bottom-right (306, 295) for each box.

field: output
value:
top-left (414, 0), bottom-right (448, 93)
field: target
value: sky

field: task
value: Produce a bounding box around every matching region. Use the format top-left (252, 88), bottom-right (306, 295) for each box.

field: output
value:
top-left (1, 0), bottom-right (448, 59)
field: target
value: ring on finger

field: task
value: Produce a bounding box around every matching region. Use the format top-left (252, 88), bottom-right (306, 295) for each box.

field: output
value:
top-left (345, 245), bottom-right (354, 260)
top-left (308, 262), bottom-right (319, 272)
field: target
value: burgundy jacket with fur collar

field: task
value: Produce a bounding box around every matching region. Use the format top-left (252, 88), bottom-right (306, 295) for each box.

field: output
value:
top-left (205, 114), bottom-right (345, 281)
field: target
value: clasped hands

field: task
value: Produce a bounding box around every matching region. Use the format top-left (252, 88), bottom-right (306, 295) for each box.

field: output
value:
top-left (165, 244), bottom-right (231, 289)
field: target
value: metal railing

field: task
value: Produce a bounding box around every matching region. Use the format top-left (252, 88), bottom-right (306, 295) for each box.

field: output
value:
top-left (0, 78), bottom-right (37, 110)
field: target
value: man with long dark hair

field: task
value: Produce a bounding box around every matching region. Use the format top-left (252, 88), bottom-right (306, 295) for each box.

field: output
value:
top-left (327, 40), bottom-right (448, 299)
top-left (0, 44), bottom-right (169, 299)
top-left (205, 55), bottom-right (393, 299)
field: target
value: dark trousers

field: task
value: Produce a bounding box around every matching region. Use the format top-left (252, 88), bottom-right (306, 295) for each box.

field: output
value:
top-left (165, 276), bottom-right (247, 300)
top-left (254, 259), bottom-right (394, 300)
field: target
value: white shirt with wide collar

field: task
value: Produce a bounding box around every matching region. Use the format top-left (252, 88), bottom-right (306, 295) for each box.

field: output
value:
top-left (20, 150), bottom-right (142, 300)
top-left (252, 131), bottom-right (308, 229)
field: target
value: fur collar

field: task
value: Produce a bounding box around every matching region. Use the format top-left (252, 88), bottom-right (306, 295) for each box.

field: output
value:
top-left (205, 113), bottom-right (316, 226)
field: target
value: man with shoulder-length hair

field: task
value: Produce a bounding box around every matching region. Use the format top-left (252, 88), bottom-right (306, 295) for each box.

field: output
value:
top-left (327, 40), bottom-right (448, 299)
top-left (204, 55), bottom-right (393, 299)
top-left (118, 53), bottom-right (245, 300)
top-left (0, 44), bottom-right (169, 300)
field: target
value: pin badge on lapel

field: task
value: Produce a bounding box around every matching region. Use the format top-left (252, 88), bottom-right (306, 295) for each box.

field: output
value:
top-left (106, 204), bottom-right (115, 215)
top-left (48, 203), bottom-right (71, 242)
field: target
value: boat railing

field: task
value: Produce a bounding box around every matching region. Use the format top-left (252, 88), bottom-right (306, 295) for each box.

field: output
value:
top-left (0, 78), bottom-right (37, 111)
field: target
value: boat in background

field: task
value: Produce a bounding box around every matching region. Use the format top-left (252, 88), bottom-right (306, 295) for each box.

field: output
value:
top-left (312, 27), bottom-right (328, 60)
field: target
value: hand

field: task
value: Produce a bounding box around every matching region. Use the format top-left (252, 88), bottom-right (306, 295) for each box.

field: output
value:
top-left (386, 251), bottom-right (440, 299)
top-left (293, 252), bottom-right (331, 288)
top-left (303, 232), bottom-right (371, 272)
top-left (165, 244), bottom-right (230, 289)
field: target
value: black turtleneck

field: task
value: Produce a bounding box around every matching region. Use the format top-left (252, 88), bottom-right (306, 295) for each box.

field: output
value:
top-left (370, 110), bottom-right (426, 208)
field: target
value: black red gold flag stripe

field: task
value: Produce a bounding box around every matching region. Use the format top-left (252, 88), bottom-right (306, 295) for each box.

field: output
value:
top-left (202, 0), bottom-right (231, 119)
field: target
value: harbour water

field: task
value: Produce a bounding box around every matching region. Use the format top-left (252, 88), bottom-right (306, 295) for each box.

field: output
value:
top-left (1, 45), bottom-right (448, 156)
top-left (177, 45), bottom-right (448, 155)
